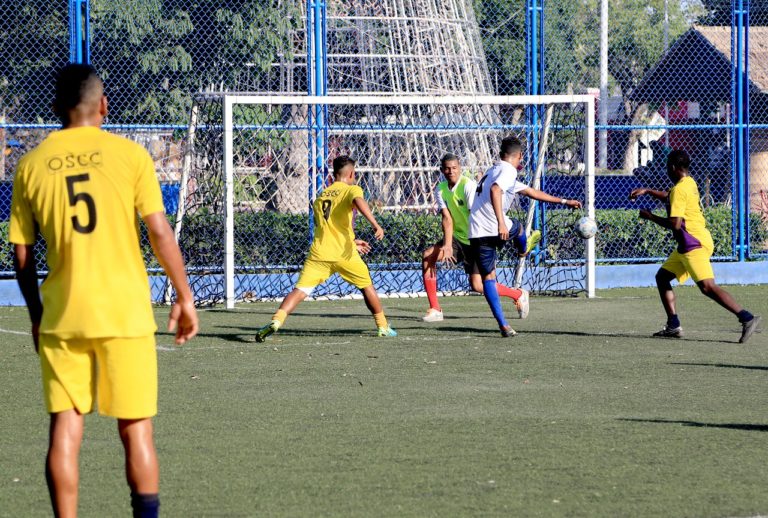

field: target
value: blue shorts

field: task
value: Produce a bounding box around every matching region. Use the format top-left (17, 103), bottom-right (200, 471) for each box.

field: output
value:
top-left (469, 236), bottom-right (505, 277)
top-left (469, 221), bottom-right (524, 276)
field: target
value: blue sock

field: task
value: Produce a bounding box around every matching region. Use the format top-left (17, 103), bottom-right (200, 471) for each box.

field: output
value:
top-left (668, 314), bottom-right (681, 328)
top-left (131, 493), bottom-right (159, 518)
top-left (483, 279), bottom-right (508, 328)
top-left (737, 310), bottom-right (754, 323)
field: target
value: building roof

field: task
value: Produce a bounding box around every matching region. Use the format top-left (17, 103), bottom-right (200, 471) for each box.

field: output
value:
top-left (631, 25), bottom-right (768, 103)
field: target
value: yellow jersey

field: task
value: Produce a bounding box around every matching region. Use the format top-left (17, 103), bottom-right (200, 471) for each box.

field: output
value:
top-left (308, 181), bottom-right (364, 262)
top-left (9, 126), bottom-right (165, 339)
top-left (668, 175), bottom-right (713, 253)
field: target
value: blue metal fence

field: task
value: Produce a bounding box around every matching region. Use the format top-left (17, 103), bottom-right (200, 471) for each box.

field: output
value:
top-left (1, 0), bottom-right (766, 286)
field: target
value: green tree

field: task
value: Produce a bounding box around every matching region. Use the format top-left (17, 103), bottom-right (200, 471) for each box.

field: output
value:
top-left (90, 0), bottom-right (302, 125)
top-left (0, 1), bottom-right (69, 124)
top-left (474, 0), bottom-right (526, 95)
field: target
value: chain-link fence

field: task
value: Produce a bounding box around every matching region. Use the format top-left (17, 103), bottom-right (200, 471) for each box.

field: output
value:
top-left (179, 95), bottom-right (592, 304)
top-left (1, 1), bottom-right (766, 301)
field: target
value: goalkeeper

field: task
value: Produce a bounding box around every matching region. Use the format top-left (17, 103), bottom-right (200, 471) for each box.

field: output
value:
top-left (255, 156), bottom-right (397, 341)
top-left (421, 153), bottom-right (531, 322)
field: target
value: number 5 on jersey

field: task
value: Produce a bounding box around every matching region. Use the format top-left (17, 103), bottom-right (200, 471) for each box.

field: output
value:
top-left (66, 173), bottom-right (97, 234)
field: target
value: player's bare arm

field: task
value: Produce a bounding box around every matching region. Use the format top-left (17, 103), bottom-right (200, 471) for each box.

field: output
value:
top-left (518, 186), bottom-right (582, 209)
top-left (629, 187), bottom-right (668, 201)
top-left (352, 197), bottom-right (385, 240)
top-left (440, 208), bottom-right (456, 264)
top-left (13, 243), bottom-right (42, 352)
top-left (490, 183), bottom-right (508, 240)
top-left (143, 211), bottom-right (199, 345)
top-left (639, 209), bottom-right (682, 231)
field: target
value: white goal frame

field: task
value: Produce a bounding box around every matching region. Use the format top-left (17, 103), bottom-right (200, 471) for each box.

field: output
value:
top-left (216, 94), bottom-right (596, 308)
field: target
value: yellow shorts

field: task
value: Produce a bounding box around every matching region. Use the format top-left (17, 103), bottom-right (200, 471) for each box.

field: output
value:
top-left (296, 256), bottom-right (373, 290)
top-left (661, 246), bottom-right (715, 284)
top-left (39, 335), bottom-right (158, 419)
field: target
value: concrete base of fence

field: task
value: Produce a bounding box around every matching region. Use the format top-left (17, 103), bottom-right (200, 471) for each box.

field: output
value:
top-left (595, 261), bottom-right (768, 289)
top-left (0, 261), bottom-right (765, 306)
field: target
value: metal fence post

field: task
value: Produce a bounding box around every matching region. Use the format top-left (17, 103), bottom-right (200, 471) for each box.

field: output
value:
top-left (307, 0), bottom-right (327, 244)
top-left (68, 0), bottom-right (89, 64)
top-left (732, 0), bottom-right (749, 261)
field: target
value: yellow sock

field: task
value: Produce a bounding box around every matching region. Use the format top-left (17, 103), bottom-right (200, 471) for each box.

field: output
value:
top-left (373, 312), bottom-right (388, 329)
top-left (272, 309), bottom-right (287, 329)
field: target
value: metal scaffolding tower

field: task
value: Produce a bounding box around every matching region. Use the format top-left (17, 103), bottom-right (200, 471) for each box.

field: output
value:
top-left (272, 0), bottom-right (499, 208)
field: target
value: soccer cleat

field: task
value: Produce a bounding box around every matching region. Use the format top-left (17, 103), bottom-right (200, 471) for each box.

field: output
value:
top-left (524, 230), bottom-right (542, 255)
top-left (422, 309), bottom-right (444, 322)
top-left (515, 289), bottom-right (530, 319)
top-left (500, 325), bottom-right (517, 337)
top-left (739, 315), bottom-right (762, 344)
top-left (377, 326), bottom-right (398, 337)
top-left (652, 325), bottom-right (683, 338)
top-left (255, 321), bottom-right (279, 343)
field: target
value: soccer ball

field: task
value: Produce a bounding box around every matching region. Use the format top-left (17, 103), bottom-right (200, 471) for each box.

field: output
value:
top-left (574, 216), bottom-right (597, 239)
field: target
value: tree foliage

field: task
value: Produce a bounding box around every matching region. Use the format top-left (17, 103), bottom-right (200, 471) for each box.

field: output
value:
top-left (90, 0), bottom-right (302, 125)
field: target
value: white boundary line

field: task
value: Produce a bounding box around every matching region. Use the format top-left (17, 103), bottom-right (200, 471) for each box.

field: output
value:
top-left (0, 327), bottom-right (30, 336)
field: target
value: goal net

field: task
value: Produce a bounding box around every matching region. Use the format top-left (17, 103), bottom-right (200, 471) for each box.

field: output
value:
top-left (175, 94), bottom-right (595, 307)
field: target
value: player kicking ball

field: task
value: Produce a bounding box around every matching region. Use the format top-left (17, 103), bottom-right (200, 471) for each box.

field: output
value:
top-left (255, 156), bottom-right (397, 341)
top-left (467, 136), bottom-right (581, 336)
top-left (422, 153), bottom-right (532, 323)
top-left (630, 149), bottom-right (761, 343)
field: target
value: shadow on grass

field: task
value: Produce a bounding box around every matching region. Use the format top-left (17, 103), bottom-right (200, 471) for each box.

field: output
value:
top-left (246, 326), bottom-right (503, 338)
top-left (618, 417), bottom-right (768, 432)
top-left (669, 361), bottom-right (768, 371)
top-left (167, 332), bottom-right (255, 344)
top-left (519, 329), bottom-right (729, 344)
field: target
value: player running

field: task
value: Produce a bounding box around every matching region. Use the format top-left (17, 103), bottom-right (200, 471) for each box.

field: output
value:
top-left (629, 149), bottom-right (761, 343)
top-left (421, 153), bottom-right (531, 322)
top-left (255, 156), bottom-right (397, 341)
top-left (9, 64), bottom-right (198, 518)
top-left (467, 136), bottom-right (581, 337)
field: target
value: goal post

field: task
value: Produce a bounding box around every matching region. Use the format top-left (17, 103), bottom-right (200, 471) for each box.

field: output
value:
top-left (179, 94), bottom-right (596, 307)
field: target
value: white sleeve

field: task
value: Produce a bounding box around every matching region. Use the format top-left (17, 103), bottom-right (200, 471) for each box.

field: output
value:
top-left (435, 187), bottom-right (446, 210)
top-left (509, 180), bottom-right (529, 194)
top-left (463, 180), bottom-right (476, 209)
top-left (492, 169), bottom-right (515, 192)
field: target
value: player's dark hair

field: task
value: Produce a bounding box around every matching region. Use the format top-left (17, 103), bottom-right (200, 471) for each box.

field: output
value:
top-left (667, 149), bottom-right (690, 171)
top-left (499, 137), bottom-right (523, 159)
top-left (53, 64), bottom-right (102, 114)
top-left (440, 153), bottom-right (459, 167)
top-left (332, 155), bottom-right (356, 176)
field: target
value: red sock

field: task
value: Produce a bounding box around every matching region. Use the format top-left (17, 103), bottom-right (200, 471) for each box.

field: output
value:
top-left (424, 275), bottom-right (440, 310)
top-left (495, 283), bottom-right (522, 300)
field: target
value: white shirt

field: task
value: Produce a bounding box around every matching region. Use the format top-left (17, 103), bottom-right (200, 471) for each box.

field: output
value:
top-left (466, 161), bottom-right (528, 239)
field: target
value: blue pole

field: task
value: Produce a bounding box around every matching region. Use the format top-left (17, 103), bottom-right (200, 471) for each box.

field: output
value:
top-left (68, 0), bottom-right (77, 63)
top-left (83, 0), bottom-right (90, 63)
top-left (743, 0), bottom-right (750, 259)
top-left (307, 0), bottom-right (327, 243)
top-left (313, 0), bottom-right (327, 203)
top-left (526, 0), bottom-right (544, 258)
top-left (68, 0), bottom-right (89, 63)
top-left (730, 0), bottom-right (738, 260)
top-left (734, 0), bottom-right (748, 261)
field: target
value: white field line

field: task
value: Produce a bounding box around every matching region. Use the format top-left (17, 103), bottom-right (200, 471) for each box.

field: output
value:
top-left (0, 327), bottom-right (30, 336)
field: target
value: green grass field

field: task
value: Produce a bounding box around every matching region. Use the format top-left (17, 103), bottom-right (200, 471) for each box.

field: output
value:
top-left (1, 286), bottom-right (767, 517)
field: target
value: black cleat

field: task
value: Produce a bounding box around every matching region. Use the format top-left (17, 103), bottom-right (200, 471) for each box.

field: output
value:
top-left (652, 325), bottom-right (683, 338)
top-left (739, 315), bottom-right (762, 344)
top-left (500, 325), bottom-right (517, 338)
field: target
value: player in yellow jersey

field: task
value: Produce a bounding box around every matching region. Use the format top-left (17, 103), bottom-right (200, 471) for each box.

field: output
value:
top-left (630, 149), bottom-right (761, 343)
top-left (9, 64), bottom-right (198, 518)
top-left (255, 155), bottom-right (397, 341)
